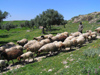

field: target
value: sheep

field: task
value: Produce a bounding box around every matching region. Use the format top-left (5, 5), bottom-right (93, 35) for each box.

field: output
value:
top-left (15, 45), bottom-right (23, 50)
top-left (0, 60), bottom-right (6, 71)
top-left (76, 35), bottom-right (85, 47)
top-left (71, 37), bottom-right (78, 47)
top-left (65, 36), bottom-right (74, 41)
top-left (49, 36), bottom-right (59, 42)
top-left (5, 45), bottom-right (23, 52)
top-left (62, 32), bottom-right (69, 36)
top-left (86, 30), bottom-right (92, 33)
top-left (62, 39), bottom-right (73, 50)
top-left (0, 46), bottom-right (6, 53)
top-left (70, 32), bottom-right (81, 37)
top-left (6, 42), bottom-right (15, 47)
top-left (81, 33), bottom-right (90, 42)
top-left (23, 40), bottom-right (37, 49)
top-left (5, 47), bottom-right (17, 52)
top-left (33, 36), bottom-right (44, 41)
top-left (91, 34), bottom-right (97, 40)
top-left (53, 41), bottom-right (63, 51)
top-left (17, 38), bottom-right (28, 46)
top-left (41, 34), bottom-right (53, 39)
top-left (27, 42), bottom-right (43, 53)
top-left (1, 49), bottom-right (23, 64)
top-left (38, 43), bottom-right (58, 55)
top-left (17, 51), bottom-right (34, 62)
top-left (57, 34), bottom-right (68, 42)
top-left (40, 39), bottom-right (51, 45)
top-left (95, 27), bottom-right (100, 35)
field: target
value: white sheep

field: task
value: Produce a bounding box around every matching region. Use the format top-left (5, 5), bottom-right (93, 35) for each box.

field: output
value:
top-left (17, 38), bottom-right (28, 46)
top-left (38, 43), bottom-right (58, 55)
top-left (0, 60), bottom-right (6, 71)
top-left (65, 36), bottom-right (74, 41)
top-left (27, 42), bottom-right (43, 53)
top-left (53, 41), bottom-right (63, 50)
top-left (63, 39), bottom-right (73, 50)
top-left (5, 47), bottom-right (17, 52)
top-left (42, 34), bottom-right (53, 39)
top-left (95, 27), bottom-right (100, 36)
top-left (33, 36), bottom-right (44, 41)
top-left (70, 32), bottom-right (81, 37)
top-left (17, 51), bottom-right (34, 62)
top-left (5, 45), bottom-right (23, 52)
top-left (76, 35), bottom-right (85, 47)
top-left (6, 42), bottom-right (15, 47)
top-left (40, 39), bottom-right (51, 45)
top-left (23, 40), bottom-right (37, 49)
top-left (71, 37), bottom-right (78, 47)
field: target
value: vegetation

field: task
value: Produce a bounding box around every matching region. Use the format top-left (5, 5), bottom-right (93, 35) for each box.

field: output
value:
top-left (0, 10), bottom-right (9, 28)
top-left (33, 9), bottom-right (66, 34)
top-left (0, 20), bottom-right (100, 75)
top-left (1, 22), bottom-right (18, 31)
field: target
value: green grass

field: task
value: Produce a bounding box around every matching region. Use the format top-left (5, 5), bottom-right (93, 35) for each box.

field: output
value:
top-left (0, 21), bottom-right (100, 75)
top-left (2, 20), bottom-right (26, 25)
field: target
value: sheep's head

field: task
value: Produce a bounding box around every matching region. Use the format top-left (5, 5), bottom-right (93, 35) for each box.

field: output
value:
top-left (33, 37), bottom-right (37, 40)
top-left (17, 56), bottom-right (23, 61)
top-left (27, 48), bottom-right (30, 52)
top-left (41, 35), bottom-right (45, 39)
top-left (17, 41), bottom-right (20, 44)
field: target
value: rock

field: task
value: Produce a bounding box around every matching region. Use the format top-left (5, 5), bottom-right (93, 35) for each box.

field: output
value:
top-left (26, 30), bottom-right (31, 32)
top-left (48, 69), bottom-right (52, 72)
top-left (62, 61), bottom-right (68, 64)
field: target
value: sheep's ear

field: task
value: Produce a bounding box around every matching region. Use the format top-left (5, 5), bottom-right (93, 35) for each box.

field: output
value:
top-left (17, 57), bottom-right (20, 60)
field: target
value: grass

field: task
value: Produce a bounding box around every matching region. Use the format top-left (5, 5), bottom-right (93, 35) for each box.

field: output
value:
top-left (0, 21), bottom-right (100, 75)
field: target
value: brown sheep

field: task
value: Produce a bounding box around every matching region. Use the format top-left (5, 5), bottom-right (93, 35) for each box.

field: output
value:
top-left (1, 49), bottom-right (23, 64)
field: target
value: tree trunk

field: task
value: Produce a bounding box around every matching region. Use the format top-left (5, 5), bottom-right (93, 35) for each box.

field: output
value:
top-left (42, 26), bottom-right (45, 34)
top-left (49, 25), bottom-right (51, 31)
top-left (64, 25), bottom-right (65, 28)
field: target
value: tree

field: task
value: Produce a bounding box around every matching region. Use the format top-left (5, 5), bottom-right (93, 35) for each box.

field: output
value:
top-left (34, 9), bottom-right (64, 34)
top-left (0, 10), bottom-right (9, 22)
top-left (0, 10), bottom-right (9, 29)
top-left (62, 20), bottom-right (67, 28)
top-left (30, 19), bottom-right (35, 29)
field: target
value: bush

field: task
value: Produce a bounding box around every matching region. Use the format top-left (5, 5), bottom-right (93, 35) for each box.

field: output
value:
top-left (1, 22), bottom-right (18, 31)
top-left (83, 49), bottom-right (97, 58)
top-left (97, 20), bottom-right (100, 23)
top-left (20, 23), bottom-right (25, 28)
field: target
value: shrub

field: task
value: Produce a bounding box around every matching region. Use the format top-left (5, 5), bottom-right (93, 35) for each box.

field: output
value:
top-left (97, 20), bottom-right (100, 23)
top-left (1, 22), bottom-right (18, 31)
top-left (83, 49), bottom-right (97, 58)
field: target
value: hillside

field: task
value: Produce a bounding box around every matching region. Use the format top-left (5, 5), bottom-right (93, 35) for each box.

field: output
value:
top-left (71, 12), bottom-right (100, 23)
top-left (0, 20), bottom-right (100, 75)
top-left (2, 20), bottom-right (26, 26)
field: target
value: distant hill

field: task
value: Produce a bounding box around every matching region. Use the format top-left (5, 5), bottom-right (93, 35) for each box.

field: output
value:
top-left (2, 20), bottom-right (26, 25)
top-left (71, 12), bottom-right (100, 23)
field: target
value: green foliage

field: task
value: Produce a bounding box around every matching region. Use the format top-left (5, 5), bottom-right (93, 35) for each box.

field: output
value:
top-left (0, 10), bottom-right (9, 22)
top-left (34, 9), bottom-right (64, 33)
top-left (1, 22), bottom-right (18, 31)
top-left (1, 21), bottom-right (100, 75)
top-left (97, 20), bottom-right (100, 23)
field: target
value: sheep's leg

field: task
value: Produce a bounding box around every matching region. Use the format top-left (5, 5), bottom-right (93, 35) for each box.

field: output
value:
top-left (12, 60), bottom-right (14, 65)
top-left (28, 58), bottom-right (29, 63)
top-left (0, 66), bottom-right (2, 72)
top-left (33, 57), bottom-right (34, 61)
top-left (70, 46), bottom-right (71, 50)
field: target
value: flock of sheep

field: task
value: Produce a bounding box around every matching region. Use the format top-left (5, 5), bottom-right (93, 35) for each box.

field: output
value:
top-left (0, 27), bottom-right (100, 72)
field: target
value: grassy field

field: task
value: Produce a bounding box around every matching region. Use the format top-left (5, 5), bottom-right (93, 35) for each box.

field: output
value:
top-left (2, 21), bottom-right (26, 25)
top-left (1, 21), bottom-right (100, 75)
